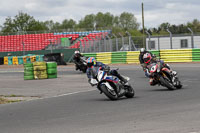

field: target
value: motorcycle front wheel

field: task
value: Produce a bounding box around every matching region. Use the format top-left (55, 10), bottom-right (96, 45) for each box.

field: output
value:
top-left (100, 84), bottom-right (118, 100)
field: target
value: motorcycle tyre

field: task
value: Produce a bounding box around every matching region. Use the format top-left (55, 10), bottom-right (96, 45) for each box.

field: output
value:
top-left (124, 85), bottom-right (135, 98)
top-left (159, 76), bottom-right (175, 90)
top-left (100, 84), bottom-right (118, 100)
top-left (175, 81), bottom-right (182, 89)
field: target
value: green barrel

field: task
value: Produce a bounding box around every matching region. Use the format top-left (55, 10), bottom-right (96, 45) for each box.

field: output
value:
top-left (46, 62), bottom-right (57, 79)
top-left (24, 63), bottom-right (34, 80)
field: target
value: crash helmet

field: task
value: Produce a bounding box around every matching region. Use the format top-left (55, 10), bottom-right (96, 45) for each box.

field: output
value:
top-left (140, 48), bottom-right (146, 53)
top-left (74, 50), bottom-right (80, 54)
top-left (87, 57), bottom-right (96, 67)
top-left (143, 53), bottom-right (152, 64)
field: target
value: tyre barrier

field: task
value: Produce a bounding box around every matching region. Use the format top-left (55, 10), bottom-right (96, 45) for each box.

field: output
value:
top-left (24, 62), bottom-right (57, 80)
top-left (3, 54), bottom-right (44, 65)
top-left (33, 62), bottom-right (47, 79)
top-left (47, 62), bottom-right (57, 79)
top-left (24, 63), bottom-right (34, 80)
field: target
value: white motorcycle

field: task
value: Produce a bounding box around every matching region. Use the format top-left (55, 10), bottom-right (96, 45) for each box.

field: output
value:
top-left (90, 69), bottom-right (135, 100)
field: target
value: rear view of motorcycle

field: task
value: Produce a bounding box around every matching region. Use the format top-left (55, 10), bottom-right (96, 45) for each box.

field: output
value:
top-left (149, 62), bottom-right (182, 90)
top-left (89, 68), bottom-right (135, 100)
top-left (73, 56), bottom-right (88, 73)
top-left (73, 51), bottom-right (88, 73)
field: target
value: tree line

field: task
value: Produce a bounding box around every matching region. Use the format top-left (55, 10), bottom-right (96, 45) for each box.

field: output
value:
top-left (0, 11), bottom-right (200, 36)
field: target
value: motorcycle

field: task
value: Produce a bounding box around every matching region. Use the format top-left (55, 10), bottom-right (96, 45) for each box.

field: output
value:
top-left (149, 62), bottom-right (182, 90)
top-left (74, 56), bottom-right (88, 73)
top-left (89, 69), bottom-right (135, 100)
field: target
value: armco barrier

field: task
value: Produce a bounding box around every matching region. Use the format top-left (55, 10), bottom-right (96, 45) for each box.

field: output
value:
top-left (151, 50), bottom-right (160, 59)
top-left (96, 52), bottom-right (112, 64)
top-left (192, 49), bottom-right (200, 62)
top-left (126, 51), bottom-right (140, 64)
top-left (160, 49), bottom-right (192, 63)
top-left (82, 53), bottom-right (97, 59)
top-left (111, 52), bottom-right (127, 64)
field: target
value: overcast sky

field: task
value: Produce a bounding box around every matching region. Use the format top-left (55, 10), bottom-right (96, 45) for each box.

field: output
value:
top-left (0, 0), bottom-right (199, 29)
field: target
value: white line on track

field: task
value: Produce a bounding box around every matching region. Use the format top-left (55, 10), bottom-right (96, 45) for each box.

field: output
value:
top-left (25, 89), bottom-right (96, 102)
top-left (53, 89), bottom-right (96, 98)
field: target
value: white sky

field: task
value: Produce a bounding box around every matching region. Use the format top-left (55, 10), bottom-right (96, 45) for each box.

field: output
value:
top-left (0, 0), bottom-right (199, 29)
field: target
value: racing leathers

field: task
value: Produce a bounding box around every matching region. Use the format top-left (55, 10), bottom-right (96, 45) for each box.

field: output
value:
top-left (139, 51), bottom-right (153, 77)
top-left (145, 59), bottom-right (175, 86)
top-left (73, 53), bottom-right (83, 70)
top-left (86, 62), bottom-right (128, 85)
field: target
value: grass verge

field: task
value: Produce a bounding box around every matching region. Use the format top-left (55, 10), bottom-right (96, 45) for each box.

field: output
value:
top-left (0, 97), bottom-right (22, 104)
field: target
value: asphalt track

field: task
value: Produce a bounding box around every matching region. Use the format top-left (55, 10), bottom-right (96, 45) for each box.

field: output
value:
top-left (0, 63), bottom-right (200, 133)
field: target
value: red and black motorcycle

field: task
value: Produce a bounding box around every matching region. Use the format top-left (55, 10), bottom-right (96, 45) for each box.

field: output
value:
top-left (148, 62), bottom-right (182, 90)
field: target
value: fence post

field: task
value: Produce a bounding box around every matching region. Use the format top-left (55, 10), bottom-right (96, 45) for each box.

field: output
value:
top-left (106, 35), bottom-right (112, 52)
top-left (96, 36), bottom-right (101, 52)
top-left (91, 37), bottom-right (95, 53)
top-left (113, 34), bottom-right (118, 51)
top-left (145, 31), bottom-right (151, 50)
top-left (119, 33), bottom-right (124, 51)
top-left (166, 28), bottom-right (173, 49)
top-left (158, 36), bottom-right (160, 51)
top-left (126, 31), bottom-right (132, 51)
top-left (77, 38), bottom-right (82, 53)
top-left (188, 27), bottom-right (194, 48)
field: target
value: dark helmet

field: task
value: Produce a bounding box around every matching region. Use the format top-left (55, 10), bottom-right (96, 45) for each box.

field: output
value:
top-left (87, 57), bottom-right (96, 67)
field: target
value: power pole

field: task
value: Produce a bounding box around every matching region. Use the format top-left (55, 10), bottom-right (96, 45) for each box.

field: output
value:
top-left (142, 3), bottom-right (145, 48)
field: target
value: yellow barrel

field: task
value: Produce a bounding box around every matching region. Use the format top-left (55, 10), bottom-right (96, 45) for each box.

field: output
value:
top-left (23, 56), bottom-right (27, 63)
top-left (12, 56), bottom-right (18, 65)
top-left (4, 57), bottom-right (8, 65)
top-left (31, 56), bottom-right (36, 62)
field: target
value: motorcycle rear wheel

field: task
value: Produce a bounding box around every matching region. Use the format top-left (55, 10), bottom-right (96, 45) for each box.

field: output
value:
top-left (124, 85), bottom-right (135, 98)
top-left (100, 84), bottom-right (118, 100)
top-left (159, 76), bottom-right (175, 90)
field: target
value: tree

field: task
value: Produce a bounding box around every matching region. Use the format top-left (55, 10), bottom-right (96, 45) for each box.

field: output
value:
top-left (60, 19), bottom-right (76, 30)
top-left (1, 11), bottom-right (45, 33)
top-left (118, 12), bottom-right (139, 30)
top-left (78, 14), bottom-right (95, 30)
top-left (95, 12), bottom-right (114, 29)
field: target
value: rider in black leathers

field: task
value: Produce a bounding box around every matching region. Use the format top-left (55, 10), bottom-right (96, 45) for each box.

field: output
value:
top-left (73, 51), bottom-right (84, 70)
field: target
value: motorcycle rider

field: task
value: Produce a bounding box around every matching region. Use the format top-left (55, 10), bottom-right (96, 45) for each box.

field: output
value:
top-left (73, 50), bottom-right (83, 70)
top-left (139, 48), bottom-right (154, 77)
top-left (143, 53), bottom-right (177, 86)
top-left (86, 57), bottom-right (128, 86)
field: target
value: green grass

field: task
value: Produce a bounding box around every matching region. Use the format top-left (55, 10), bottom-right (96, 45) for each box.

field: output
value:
top-left (0, 97), bottom-right (22, 104)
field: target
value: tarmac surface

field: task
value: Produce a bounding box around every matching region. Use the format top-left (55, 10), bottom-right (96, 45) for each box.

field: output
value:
top-left (0, 63), bottom-right (200, 133)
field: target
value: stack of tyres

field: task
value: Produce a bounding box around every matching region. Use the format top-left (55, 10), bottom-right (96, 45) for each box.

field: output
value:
top-left (24, 63), bottom-right (34, 80)
top-left (47, 62), bottom-right (57, 79)
top-left (33, 62), bottom-right (47, 79)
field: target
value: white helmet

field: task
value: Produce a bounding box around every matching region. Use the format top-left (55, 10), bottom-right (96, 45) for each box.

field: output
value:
top-left (74, 50), bottom-right (80, 54)
top-left (140, 48), bottom-right (145, 53)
